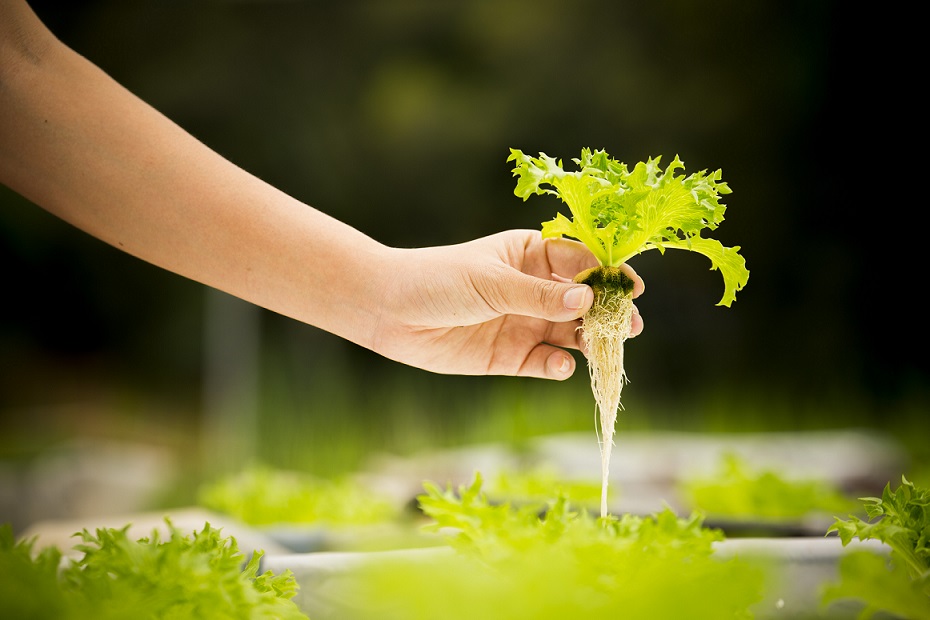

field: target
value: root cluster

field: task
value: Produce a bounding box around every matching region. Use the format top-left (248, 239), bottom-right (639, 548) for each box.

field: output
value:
top-left (581, 290), bottom-right (635, 519)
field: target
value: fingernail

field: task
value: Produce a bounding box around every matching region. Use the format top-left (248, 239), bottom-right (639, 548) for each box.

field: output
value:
top-left (550, 353), bottom-right (572, 376)
top-left (563, 286), bottom-right (590, 311)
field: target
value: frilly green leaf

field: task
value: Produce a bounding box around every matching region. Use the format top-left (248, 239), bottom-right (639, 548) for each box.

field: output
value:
top-left (509, 147), bottom-right (748, 306)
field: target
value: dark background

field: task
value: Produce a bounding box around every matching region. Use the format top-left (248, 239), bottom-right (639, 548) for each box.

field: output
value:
top-left (1, 1), bottom-right (925, 481)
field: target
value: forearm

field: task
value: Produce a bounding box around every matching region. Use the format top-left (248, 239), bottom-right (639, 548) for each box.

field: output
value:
top-left (0, 3), bottom-right (389, 348)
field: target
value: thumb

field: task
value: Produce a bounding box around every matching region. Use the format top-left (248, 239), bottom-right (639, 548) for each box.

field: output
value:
top-left (492, 271), bottom-right (594, 321)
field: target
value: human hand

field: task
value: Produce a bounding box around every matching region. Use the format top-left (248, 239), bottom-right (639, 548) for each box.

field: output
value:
top-left (370, 230), bottom-right (644, 379)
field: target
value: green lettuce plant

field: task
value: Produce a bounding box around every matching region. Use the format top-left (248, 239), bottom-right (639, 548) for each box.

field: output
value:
top-left (0, 520), bottom-right (307, 620)
top-left (509, 148), bottom-right (749, 517)
top-left (198, 465), bottom-right (398, 527)
top-left (485, 467), bottom-right (602, 507)
top-left (341, 473), bottom-right (764, 619)
top-left (682, 454), bottom-right (859, 522)
top-left (822, 476), bottom-right (930, 618)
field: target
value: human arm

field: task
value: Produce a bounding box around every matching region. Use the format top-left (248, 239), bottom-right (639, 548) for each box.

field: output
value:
top-left (0, 0), bottom-right (388, 352)
top-left (0, 1), bottom-right (642, 380)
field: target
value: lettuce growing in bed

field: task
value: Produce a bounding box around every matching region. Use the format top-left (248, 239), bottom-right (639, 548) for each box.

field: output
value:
top-left (822, 476), bottom-right (930, 618)
top-left (342, 473), bottom-right (764, 620)
top-left (198, 465), bottom-right (398, 527)
top-left (0, 520), bottom-right (307, 620)
top-left (682, 454), bottom-right (859, 522)
top-left (485, 466), bottom-right (603, 507)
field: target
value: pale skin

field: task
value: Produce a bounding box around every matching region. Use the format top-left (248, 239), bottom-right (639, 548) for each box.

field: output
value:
top-left (0, 1), bottom-right (643, 381)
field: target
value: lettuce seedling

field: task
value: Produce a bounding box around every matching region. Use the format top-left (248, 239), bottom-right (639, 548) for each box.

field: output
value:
top-left (682, 453), bottom-right (859, 522)
top-left (340, 474), bottom-right (764, 620)
top-left (0, 520), bottom-right (308, 619)
top-left (823, 476), bottom-right (930, 617)
top-left (198, 465), bottom-right (399, 527)
top-left (509, 148), bottom-right (749, 517)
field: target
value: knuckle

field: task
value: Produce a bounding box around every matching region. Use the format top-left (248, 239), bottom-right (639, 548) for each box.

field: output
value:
top-left (532, 278), bottom-right (554, 308)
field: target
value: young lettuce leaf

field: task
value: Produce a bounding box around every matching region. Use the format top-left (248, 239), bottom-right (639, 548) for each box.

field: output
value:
top-left (823, 476), bottom-right (930, 617)
top-left (827, 476), bottom-right (930, 588)
top-left (0, 520), bottom-right (308, 620)
top-left (508, 148), bottom-right (749, 306)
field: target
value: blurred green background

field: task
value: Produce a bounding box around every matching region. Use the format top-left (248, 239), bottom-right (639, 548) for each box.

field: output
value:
top-left (1, 1), bottom-right (924, 529)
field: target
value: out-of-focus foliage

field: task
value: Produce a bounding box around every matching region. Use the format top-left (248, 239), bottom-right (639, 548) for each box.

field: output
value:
top-left (485, 467), bottom-right (603, 507)
top-left (682, 453), bottom-right (859, 521)
top-left (823, 551), bottom-right (930, 620)
top-left (340, 473), bottom-right (765, 619)
top-left (198, 465), bottom-right (399, 526)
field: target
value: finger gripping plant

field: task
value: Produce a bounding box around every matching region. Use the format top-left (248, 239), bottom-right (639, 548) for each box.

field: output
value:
top-left (509, 147), bottom-right (749, 517)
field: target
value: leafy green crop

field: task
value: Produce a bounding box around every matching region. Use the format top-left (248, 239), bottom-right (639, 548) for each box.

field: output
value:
top-left (0, 520), bottom-right (308, 620)
top-left (510, 147), bottom-right (750, 520)
top-left (341, 473), bottom-right (765, 619)
top-left (682, 454), bottom-right (859, 521)
top-left (485, 467), bottom-right (603, 507)
top-left (0, 524), bottom-right (70, 619)
top-left (198, 465), bottom-right (398, 527)
top-left (508, 148), bottom-right (749, 306)
top-left (823, 476), bottom-right (930, 618)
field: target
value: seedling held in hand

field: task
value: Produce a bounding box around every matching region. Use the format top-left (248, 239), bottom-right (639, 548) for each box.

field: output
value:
top-left (509, 148), bottom-right (749, 517)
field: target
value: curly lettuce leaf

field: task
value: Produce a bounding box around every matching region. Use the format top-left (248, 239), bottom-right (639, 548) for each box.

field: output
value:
top-left (508, 148), bottom-right (749, 306)
top-left (0, 520), bottom-right (308, 620)
top-left (822, 476), bottom-right (930, 617)
top-left (828, 476), bottom-right (930, 587)
top-left (342, 473), bottom-right (764, 620)
top-left (66, 520), bottom-right (306, 619)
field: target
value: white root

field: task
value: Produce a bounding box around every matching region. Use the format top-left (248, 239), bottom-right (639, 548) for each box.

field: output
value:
top-left (580, 290), bottom-right (634, 519)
